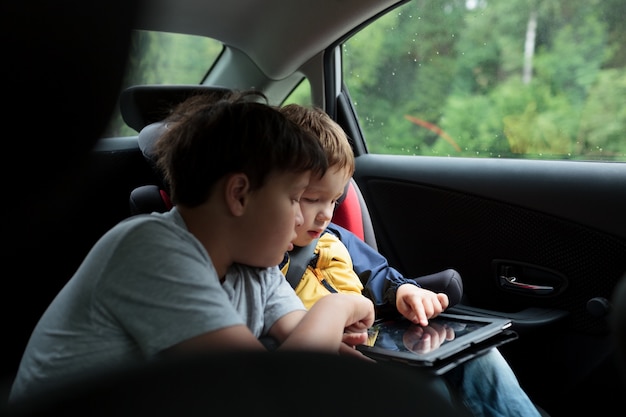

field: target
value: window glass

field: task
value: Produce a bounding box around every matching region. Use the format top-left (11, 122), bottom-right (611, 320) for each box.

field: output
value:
top-left (283, 78), bottom-right (312, 107)
top-left (102, 30), bottom-right (223, 138)
top-left (343, 0), bottom-right (626, 161)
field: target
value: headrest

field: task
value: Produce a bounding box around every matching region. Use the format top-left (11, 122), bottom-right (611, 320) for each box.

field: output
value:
top-left (137, 122), bottom-right (167, 162)
top-left (120, 84), bottom-right (232, 132)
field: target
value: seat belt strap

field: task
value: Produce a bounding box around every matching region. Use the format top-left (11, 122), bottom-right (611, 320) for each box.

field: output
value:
top-left (285, 238), bottom-right (320, 288)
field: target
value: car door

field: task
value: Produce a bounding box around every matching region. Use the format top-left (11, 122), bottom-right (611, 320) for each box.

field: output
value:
top-left (334, 1), bottom-right (626, 416)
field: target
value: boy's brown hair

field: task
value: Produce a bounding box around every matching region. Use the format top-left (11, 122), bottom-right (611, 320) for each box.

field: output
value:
top-left (280, 104), bottom-right (355, 177)
top-left (153, 92), bottom-right (328, 207)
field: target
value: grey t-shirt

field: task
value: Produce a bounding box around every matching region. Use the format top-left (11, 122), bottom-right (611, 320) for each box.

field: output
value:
top-left (10, 207), bottom-right (304, 402)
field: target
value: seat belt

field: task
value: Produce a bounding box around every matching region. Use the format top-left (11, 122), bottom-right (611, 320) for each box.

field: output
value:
top-left (285, 238), bottom-right (319, 288)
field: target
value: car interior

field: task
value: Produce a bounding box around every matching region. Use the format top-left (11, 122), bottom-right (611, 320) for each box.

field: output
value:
top-left (3, 0), bottom-right (626, 415)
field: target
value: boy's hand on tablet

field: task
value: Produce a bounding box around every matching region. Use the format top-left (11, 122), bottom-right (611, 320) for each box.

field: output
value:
top-left (396, 284), bottom-right (449, 326)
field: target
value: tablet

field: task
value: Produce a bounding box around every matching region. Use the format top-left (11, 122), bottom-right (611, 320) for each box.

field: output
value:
top-left (356, 313), bottom-right (518, 375)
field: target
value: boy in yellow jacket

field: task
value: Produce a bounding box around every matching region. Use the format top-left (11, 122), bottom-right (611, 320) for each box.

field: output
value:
top-left (279, 104), bottom-right (363, 308)
top-left (279, 104), bottom-right (449, 323)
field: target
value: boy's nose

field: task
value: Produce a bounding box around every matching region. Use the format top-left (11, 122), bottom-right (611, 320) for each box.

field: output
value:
top-left (318, 203), bottom-right (334, 222)
top-left (295, 204), bottom-right (304, 227)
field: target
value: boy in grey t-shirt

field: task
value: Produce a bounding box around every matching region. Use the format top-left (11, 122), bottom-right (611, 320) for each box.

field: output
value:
top-left (10, 91), bottom-right (375, 402)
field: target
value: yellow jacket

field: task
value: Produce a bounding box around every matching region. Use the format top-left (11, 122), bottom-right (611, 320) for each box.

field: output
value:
top-left (281, 231), bottom-right (363, 310)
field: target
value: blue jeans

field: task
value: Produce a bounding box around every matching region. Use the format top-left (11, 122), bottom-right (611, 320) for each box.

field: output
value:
top-left (443, 348), bottom-right (542, 417)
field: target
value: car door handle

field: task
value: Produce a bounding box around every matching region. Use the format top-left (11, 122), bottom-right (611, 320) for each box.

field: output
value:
top-left (498, 274), bottom-right (555, 295)
top-left (494, 260), bottom-right (567, 296)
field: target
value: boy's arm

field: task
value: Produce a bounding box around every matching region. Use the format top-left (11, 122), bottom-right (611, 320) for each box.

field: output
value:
top-left (327, 223), bottom-right (420, 316)
top-left (327, 223), bottom-right (457, 325)
top-left (166, 296), bottom-right (375, 357)
top-left (163, 325), bottom-right (267, 354)
top-left (277, 293), bottom-right (374, 354)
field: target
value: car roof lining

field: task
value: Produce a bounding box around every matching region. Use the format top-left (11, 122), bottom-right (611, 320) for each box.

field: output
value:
top-left (135, 0), bottom-right (405, 80)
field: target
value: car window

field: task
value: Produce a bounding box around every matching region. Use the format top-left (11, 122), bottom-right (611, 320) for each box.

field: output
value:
top-left (342, 0), bottom-right (626, 161)
top-left (102, 30), bottom-right (223, 138)
top-left (102, 29), bottom-right (313, 138)
top-left (283, 79), bottom-right (312, 107)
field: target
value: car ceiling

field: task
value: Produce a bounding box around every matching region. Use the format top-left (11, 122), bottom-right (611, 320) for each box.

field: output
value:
top-left (134, 0), bottom-right (405, 80)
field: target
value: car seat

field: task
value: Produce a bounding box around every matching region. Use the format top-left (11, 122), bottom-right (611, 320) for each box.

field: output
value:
top-left (3, 350), bottom-right (471, 417)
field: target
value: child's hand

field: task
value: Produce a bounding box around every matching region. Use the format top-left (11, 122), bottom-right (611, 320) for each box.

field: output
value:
top-left (338, 333), bottom-right (376, 362)
top-left (341, 293), bottom-right (376, 334)
top-left (342, 330), bottom-right (368, 346)
top-left (396, 284), bottom-right (449, 326)
top-left (280, 293), bottom-right (375, 354)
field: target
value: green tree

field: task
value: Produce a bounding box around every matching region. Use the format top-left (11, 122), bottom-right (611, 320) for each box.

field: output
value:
top-left (344, 0), bottom-right (626, 160)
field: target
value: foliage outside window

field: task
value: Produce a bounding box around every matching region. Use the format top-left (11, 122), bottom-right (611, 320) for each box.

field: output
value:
top-left (343, 0), bottom-right (626, 161)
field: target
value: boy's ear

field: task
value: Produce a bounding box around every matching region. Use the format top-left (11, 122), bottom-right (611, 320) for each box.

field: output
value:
top-left (224, 173), bottom-right (250, 216)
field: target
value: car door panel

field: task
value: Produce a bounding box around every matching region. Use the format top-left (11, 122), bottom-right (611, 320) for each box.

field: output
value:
top-left (353, 154), bottom-right (626, 320)
top-left (351, 153), bottom-right (626, 415)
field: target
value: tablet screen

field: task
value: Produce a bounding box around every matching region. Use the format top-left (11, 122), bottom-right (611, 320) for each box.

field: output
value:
top-left (365, 315), bottom-right (489, 356)
top-left (358, 313), bottom-right (516, 374)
